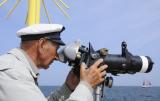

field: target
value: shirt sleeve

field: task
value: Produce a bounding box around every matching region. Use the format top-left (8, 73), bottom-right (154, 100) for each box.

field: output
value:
top-left (66, 81), bottom-right (94, 101)
top-left (48, 83), bottom-right (72, 101)
top-left (48, 81), bottom-right (93, 101)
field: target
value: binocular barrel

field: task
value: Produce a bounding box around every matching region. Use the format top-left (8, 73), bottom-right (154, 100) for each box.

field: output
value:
top-left (103, 54), bottom-right (153, 74)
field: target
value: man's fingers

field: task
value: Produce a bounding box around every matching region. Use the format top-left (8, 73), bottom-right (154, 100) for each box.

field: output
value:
top-left (101, 71), bottom-right (107, 77)
top-left (80, 62), bottom-right (86, 71)
top-left (91, 59), bottom-right (103, 68)
top-left (100, 78), bottom-right (105, 83)
top-left (80, 62), bottom-right (89, 75)
top-left (98, 65), bottom-right (108, 72)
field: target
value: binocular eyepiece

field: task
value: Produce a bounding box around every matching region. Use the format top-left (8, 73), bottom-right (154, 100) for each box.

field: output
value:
top-left (58, 41), bottom-right (154, 75)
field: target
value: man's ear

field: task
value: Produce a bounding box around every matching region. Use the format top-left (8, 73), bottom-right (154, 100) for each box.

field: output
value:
top-left (37, 38), bottom-right (47, 54)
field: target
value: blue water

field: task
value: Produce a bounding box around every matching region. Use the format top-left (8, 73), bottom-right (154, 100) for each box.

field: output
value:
top-left (39, 86), bottom-right (160, 101)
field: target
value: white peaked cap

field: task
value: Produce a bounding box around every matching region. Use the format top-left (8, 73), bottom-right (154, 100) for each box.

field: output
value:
top-left (17, 24), bottom-right (64, 37)
top-left (16, 24), bottom-right (65, 45)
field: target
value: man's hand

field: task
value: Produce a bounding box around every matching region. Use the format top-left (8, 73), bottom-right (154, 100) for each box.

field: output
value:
top-left (80, 59), bottom-right (108, 88)
top-left (65, 59), bottom-right (108, 91)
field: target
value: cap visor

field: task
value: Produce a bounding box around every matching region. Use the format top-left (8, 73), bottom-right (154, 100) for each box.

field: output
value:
top-left (50, 39), bottom-right (65, 46)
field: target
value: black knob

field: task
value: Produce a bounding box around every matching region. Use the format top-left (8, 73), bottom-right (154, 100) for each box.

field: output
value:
top-left (105, 76), bottom-right (113, 88)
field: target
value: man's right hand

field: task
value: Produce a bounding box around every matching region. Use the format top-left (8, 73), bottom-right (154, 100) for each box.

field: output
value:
top-left (80, 59), bottom-right (108, 88)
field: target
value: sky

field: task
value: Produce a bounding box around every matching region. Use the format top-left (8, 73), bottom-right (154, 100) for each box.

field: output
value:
top-left (0, 0), bottom-right (160, 86)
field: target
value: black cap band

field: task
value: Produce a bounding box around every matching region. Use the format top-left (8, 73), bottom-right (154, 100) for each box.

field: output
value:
top-left (21, 32), bottom-right (60, 41)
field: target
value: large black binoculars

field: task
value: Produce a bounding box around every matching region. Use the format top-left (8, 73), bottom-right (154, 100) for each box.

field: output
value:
top-left (58, 41), bottom-right (153, 76)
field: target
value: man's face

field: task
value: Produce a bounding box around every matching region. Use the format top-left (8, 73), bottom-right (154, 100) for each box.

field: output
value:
top-left (38, 38), bottom-right (60, 69)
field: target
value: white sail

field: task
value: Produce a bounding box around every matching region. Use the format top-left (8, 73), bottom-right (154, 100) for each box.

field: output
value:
top-left (142, 80), bottom-right (151, 88)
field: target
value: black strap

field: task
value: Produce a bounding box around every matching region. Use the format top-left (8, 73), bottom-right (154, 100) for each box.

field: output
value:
top-left (34, 77), bottom-right (39, 86)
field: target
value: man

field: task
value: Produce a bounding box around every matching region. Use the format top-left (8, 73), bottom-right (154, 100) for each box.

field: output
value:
top-left (0, 24), bottom-right (108, 101)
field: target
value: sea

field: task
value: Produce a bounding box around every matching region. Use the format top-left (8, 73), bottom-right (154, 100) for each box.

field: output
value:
top-left (39, 86), bottom-right (160, 101)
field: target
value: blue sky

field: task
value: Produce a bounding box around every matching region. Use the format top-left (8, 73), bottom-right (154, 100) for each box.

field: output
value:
top-left (0, 0), bottom-right (160, 86)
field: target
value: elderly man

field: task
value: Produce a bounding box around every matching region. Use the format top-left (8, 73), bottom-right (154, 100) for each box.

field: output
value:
top-left (0, 24), bottom-right (107, 101)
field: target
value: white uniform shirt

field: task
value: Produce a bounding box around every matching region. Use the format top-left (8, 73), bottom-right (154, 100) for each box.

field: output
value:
top-left (0, 48), bottom-right (93, 101)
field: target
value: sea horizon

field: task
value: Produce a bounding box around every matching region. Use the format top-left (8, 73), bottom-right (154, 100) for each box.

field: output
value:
top-left (39, 86), bottom-right (160, 101)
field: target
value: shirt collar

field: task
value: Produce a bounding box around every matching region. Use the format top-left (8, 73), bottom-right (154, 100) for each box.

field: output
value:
top-left (8, 48), bottom-right (39, 78)
top-left (19, 48), bottom-right (39, 77)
